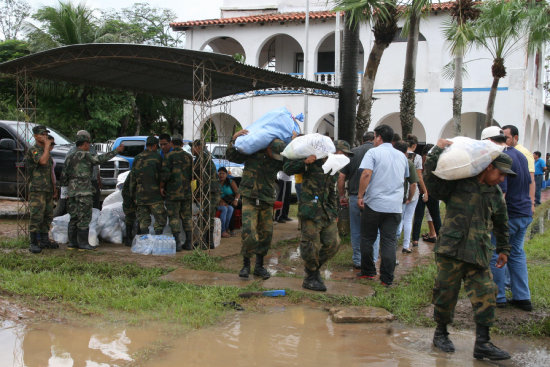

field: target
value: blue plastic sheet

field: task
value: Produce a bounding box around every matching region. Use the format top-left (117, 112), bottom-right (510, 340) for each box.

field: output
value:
top-left (234, 107), bottom-right (300, 154)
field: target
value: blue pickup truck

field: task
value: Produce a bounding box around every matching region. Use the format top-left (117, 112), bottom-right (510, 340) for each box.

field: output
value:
top-left (100, 137), bottom-right (243, 190)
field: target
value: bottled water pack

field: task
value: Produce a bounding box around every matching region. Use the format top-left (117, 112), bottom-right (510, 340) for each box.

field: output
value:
top-left (131, 234), bottom-right (176, 256)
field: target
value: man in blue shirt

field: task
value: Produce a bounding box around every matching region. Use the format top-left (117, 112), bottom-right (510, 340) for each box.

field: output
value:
top-left (159, 133), bottom-right (174, 160)
top-left (356, 124), bottom-right (409, 286)
top-left (482, 126), bottom-right (533, 312)
top-left (533, 151), bottom-right (546, 206)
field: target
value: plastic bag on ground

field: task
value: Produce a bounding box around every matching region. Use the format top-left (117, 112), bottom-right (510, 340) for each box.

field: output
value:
top-left (102, 189), bottom-right (123, 208)
top-left (322, 153), bottom-right (351, 175)
top-left (89, 208), bottom-right (101, 247)
top-left (98, 202), bottom-right (125, 244)
top-left (50, 214), bottom-right (70, 244)
top-left (234, 107), bottom-right (300, 154)
top-left (433, 137), bottom-right (504, 180)
top-left (281, 133), bottom-right (336, 160)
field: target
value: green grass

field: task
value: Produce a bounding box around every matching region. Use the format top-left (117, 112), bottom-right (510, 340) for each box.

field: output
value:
top-left (0, 252), bottom-right (241, 328)
top-left (0, 236), bottom-right (27, 249)
top-left (179, 249), bottom-right (229, 272)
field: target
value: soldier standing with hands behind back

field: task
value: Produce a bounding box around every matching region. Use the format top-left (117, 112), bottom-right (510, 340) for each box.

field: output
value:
top-left (61, 134), bottom-right (123, 250)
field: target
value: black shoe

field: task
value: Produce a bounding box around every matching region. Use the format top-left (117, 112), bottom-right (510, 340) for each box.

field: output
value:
top-left (302, 269), bottom-right (327, 292)
top-left (473, 324), bottom-right (510, 360)
top-left (183, 231), bottom-right (193, 251)
top-left (402, 248), bottom-right (412, 254)
top-left (412, 241), bottom-right (419, 247)
top-left (281, 217), bottom-right (293, 222)
top-left (77, 229), bottom-right (96, 251)
top-left (277, 218), bottom-right (287, 223)
top-left (433, 324), bottom-right (455, 353)
top-left (239, 257), bottom-right (251, 278)
top-left (253, 255), bottom-right (271, 279)
top-left (508, 299), bottom-right (532, 311)
top-left (29, 232), bottom-right (42, 254)
top-left (496, 301), bottom-right (507, 308)
top-left (40, 233), bottom-right (58, 249)
top-left (353, 264), bottom-right (361, 270)
top-left (174, 232), bottom-right (182, 252)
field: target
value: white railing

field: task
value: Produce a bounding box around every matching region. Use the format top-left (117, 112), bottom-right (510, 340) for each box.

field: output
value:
top-left (289, 72), bottom-right (364, 90)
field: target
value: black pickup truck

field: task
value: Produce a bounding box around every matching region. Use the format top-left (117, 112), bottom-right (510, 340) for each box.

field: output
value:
top-left (0, 120), bottom-right (72, 197)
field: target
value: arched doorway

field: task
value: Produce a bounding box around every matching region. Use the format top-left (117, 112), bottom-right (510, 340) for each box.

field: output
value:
top-left (257, 34), bottom-right (303, 73)
top-left (540, 121), bottom-right (547, 155)
top-left (440, 112), bottom-right (499, 140)
top-left (532, 119), bottom-right (540, 151)
top-left (201, 113), bottom-right (243, 144)
top-left (315, 32), bottom-right (364, 85)
top-left (524, 117), bottom-right (532, 149)
top-left (314, 113), bottom-right (335, 138)
top-left (201, 36), bottom-right (246, 61)
top-left (374, 112), bottom-right (426, 143)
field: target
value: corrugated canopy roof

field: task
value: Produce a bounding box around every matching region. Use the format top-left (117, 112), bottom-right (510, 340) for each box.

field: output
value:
top-left (0, 43), bottom-right (339, 100)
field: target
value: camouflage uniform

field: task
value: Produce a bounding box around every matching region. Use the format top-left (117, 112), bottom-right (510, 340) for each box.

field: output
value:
top-left (161, 147), bottom-right (193, 233)
top-left (193, 148), bottom-right (221, 234)
top-left (26, 143), bottom-right (54, 234)
top-left (132, 149), bottom-right (167, 233)
top-left (283, 158), bottom-right (340, 272)
top-left (424, 145), bottom-right (510, 327)
top-left (61, 148), bottom-right (118, 231)
top-left (66, 144), bottom-right (100, 208)
top-left (122, 170), bottom-right (137, 232)
top-left (226, 141), bottom-right (284, 258)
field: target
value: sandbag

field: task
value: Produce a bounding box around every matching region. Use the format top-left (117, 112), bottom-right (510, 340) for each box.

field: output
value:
top-left (50, 214), bottom-right (70, 244)
top-left (281, 133), bottom-right (336, 160)
top-left (89, 208), bottom-right (101, 247)
top-left (433, 137), bottom-right (504, 180)
top-left (322, 153), bottom-right (350, 175)
top-left (98, 203), bottom-right (125, 244)
top-left (234, 107), bottom-right (300, 154)
top-left (117, 170), bottom-right (130, 189)
top-left (102, 190), bottom-right (123, 208)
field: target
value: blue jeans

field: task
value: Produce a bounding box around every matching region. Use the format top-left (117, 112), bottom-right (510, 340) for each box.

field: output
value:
top-left (535, 175), bottom-right (543, 205)
top-left (396, 199), bottom-right (418, 249)
top-left (490, 216), bottom-right (532, 303)
top-left (349, 195), bottom-right (380, 266)
top-left (217, 205), bottom-right (234, 233)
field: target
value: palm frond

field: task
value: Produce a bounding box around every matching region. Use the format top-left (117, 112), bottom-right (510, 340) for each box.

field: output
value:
top-left (442, 59), bottom-right (470, 81)
top-left (333, 0), bottom-right (395, 28)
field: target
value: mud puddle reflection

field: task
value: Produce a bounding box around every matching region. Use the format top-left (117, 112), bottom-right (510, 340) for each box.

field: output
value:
top-left (2, 307), bottom-right (549, 366)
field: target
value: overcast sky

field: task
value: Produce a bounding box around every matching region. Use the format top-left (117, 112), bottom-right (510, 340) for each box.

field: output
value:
top-left (26, 0), bottom-right (224, 22)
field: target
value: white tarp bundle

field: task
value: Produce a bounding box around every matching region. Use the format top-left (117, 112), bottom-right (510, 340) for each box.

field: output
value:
top-left (281, 133), bottom-right (335, 160)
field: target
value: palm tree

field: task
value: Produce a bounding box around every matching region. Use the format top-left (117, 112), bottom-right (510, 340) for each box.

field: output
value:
top-left (472, 0), bottom-right (550, 127)
top-left (443, 0), bottom-right (478, 135)
top-left (399, 0), bottom-right (431, 138)
top-left (335, 0), bottom-right (397, 144)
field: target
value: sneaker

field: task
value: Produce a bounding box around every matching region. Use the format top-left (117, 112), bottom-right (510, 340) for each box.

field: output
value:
top-left (402, 248), bottom-right (412, 254)
top-left (508, 299), bottom-right (533, 311)
top-left (353, 264), bottom-right (361, 270)
top-left (380, 281), bottom-right (392, 288)
top-left (496, 301), bottom-right (507, 308)
top-left (356, 273), bottom-right (376, 280)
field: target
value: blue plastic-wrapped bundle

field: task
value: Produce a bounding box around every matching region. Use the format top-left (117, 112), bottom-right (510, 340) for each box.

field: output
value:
top-left (234, 107), bottom-right (301, 154)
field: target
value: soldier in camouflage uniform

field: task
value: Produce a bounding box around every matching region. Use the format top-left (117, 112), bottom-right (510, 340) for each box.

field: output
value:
top-left (25, 125), bottom-right (55, 253)
top-left (283, 140), bottom-right (353, 291)
top-left (122, 170), bottom-right (137, 246)
top-left (226, 130), bottom-right (286, 279)
top-left (191, 140), bottom-right (222, 249)
top-left (160, 134), bottom-right (193, 251)
top-left (424, 139), bottom-right (513, 361)
top-left (132, 136), bottom-right (167, 235)
top-left (61, 134), bottom-right (123, 250)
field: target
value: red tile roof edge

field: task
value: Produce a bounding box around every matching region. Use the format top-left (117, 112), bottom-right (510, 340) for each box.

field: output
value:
top-left (171, 2), bottom-right (456, 29)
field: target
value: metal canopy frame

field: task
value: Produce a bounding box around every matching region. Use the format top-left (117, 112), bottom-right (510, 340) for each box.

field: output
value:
top-left (1, 44), bottom-right (340, 245)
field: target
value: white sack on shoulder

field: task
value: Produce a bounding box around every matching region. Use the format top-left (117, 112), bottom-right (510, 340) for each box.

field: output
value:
top-left (281, 133), bottom-right (335, 160)
top-left (433, 137), bottom-right (504, 180)
top-left (322, 154), bottom-right (350, 175)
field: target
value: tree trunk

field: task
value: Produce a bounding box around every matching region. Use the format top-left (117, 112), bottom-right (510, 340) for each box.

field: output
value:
top-left (485, 76), bottom-right (500, 127)
top-left (356, 41), bottom-right (388, 144)
top-left (452, 55), bottom-right (463, 135)
top-left (133, 94), bottom-right (141, 135)
top-left (338, 12), bottom-right (359, 145)
top-left (399, 8), bottom-right (420, 138)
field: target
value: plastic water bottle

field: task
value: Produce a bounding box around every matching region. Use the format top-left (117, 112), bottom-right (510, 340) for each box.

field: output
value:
top-left (312, 196), bottom-right (318, 204)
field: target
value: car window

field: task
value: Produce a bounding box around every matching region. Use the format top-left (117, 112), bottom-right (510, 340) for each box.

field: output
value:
top-left (15, 125), bottom-right (72, 146)
top-left (212, 146), bottom-right (226, 159)
top-left (120, 140), bottom-right (145, 157)
top-left (0, 127), bottom-right (14, 140)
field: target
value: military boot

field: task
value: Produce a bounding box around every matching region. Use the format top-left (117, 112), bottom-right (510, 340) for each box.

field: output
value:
top-left (253, 255), bottom-right (271, 280)
top-left (239, 257), bottom-right (251, 278)
top-left (40, 232), bottom-right (58, 249)
top-left (433, 323), bottom-right (455, 353)
top-left (473, 324), bottom-right (510, 360)
top-left (183, 230), bottom-right (193, 250)
top-left (173, 233), bottom-right (183, 252)
top-left (302, 268), bottom-right (327, 292)
top-left (77, 228), bottom-right (96, 251)
top-left (29, 232), bottom-right (42, 254)
top-left (67, 227), bottom-right (78, 250)
top-left (124, 225), bottom-right (133, 247)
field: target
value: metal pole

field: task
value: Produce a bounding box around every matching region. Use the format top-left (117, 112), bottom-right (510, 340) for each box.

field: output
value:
top-left (334, 11), bottom-right (341, 140)
top-left (303, 0), bottom-right (310, 133)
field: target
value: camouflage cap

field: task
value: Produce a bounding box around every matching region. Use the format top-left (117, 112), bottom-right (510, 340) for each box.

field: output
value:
top-left (334, 140), bottom-right (354, 156)
top-left (172, 134), bottom-right (183, 144)
top-left (269, 139), bottom-right (286, 161)
top-left (32, 125), bottom-right (50, 135)
top-left (491, 153), bottom-right (516, 177)
top-left (75, 133), bottom-right (90, 143)
top-left (76, 130), bottom-right (91, 139)
top-left (146, 136), bottom-right (159, 145)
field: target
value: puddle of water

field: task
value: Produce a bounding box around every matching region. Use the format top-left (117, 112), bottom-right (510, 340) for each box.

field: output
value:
top-left (0, 320), bottom-right (162, 366)
top-left (143, 307), bottom-right (549, 367)
top-left (2, 307), bottom-right (549, 366)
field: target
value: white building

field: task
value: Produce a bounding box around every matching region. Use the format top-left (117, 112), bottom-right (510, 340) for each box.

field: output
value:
top-left (173, 0), bottom-right (549, 155)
